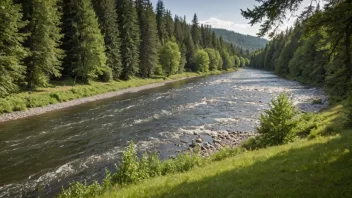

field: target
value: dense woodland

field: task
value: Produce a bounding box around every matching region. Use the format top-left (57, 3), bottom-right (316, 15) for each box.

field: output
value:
top-left (0, 0), bottom-right (251, 97)
top-left (213, 28), bottom-right (268, 52)
top-left (245, 0), bottom-right (352, 102)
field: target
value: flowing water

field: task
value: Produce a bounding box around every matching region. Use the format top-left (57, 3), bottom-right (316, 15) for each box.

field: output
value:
top-left (0, 68), bottom-right (327, 197)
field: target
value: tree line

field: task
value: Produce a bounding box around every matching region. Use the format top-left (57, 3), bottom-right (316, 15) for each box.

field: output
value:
top-left (246, 1), bottom-right (352, 102)
top-left (0, 0), bottom-right (250, 97)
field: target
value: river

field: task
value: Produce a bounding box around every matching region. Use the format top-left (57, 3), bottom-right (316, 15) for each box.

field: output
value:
top-left (0, 68), bottom-right (327, 197)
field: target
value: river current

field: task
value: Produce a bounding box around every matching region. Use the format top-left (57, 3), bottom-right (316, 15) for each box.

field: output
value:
top-left (0, 68), bottom-right (327, 197)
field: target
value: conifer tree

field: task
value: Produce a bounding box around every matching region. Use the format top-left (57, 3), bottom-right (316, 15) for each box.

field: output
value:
top-left (136, 0), bottom-right (159, 78)
top-left (117, 0), bottom-right (141, 80)
top-left (165, 10), bottom-right (174, 39)
top-left (156, 0), bottom-right (167, 44)
top-left (191, 13), bottom-right (201, 47)
top-left (21, 0), bottom-right (64, 89)
top-left (0, 0), bottom-right (28, 96)
top-left (72, 0), bottom-right (108, 83)
top-left (93, 0), bottom-right (122, 80)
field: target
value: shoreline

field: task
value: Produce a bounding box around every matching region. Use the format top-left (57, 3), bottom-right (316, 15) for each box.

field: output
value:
top-left (0, 72), bottom-right (231, 123)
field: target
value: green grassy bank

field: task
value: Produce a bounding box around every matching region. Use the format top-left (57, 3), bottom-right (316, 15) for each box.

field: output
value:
top-left (0, 70), bottom-right (232, 114)
top-left (58, 102), bottom-right (352, 198)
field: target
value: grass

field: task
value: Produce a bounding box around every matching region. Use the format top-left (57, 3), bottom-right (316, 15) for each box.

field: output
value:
top-left (102, 131), bottom-right (352, 198)
top-left (58, 103), bottom-right (352, 198)
top-left (0, 70), bottom-right (234, 114)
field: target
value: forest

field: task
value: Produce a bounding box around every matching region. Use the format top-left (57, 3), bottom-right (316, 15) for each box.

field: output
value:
top-left (0, 0), bottom-right (251, 99)
top-left (246, 1), bottom-right (352, 103)
top-left (213, 28), bottom-right (268, 51)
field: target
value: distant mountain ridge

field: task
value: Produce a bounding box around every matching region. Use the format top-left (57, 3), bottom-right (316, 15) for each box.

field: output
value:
top-left (213, 28), bottom-right (268, 51)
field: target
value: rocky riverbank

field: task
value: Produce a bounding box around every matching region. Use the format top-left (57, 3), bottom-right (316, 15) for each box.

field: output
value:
top-left (170, 130), bottom-right (258, 158)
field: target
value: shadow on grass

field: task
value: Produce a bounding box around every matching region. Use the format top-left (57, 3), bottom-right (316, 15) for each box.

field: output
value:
top-left (150, 131), bottom-right (352, 197)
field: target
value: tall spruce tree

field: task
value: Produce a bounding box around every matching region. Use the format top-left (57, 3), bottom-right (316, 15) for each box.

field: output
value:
top-left (93, 0), bottom-right (122, 80)
top-left (61, 0), bottom-right (108, 83)
top-left (21, 0), bottom-right (64, 89)
top-left (156, 0), bottom-right (167, 44)
top-left (136, 0), bottom-right (159, 78)
top-left (117, 0), bottom-right (141, 80)
top-left (0, 0), bottom-right (28, 96)
top-left (73, 0), bottom-right (108, 83)
top-left (191, 13), bottom-right (201, 47)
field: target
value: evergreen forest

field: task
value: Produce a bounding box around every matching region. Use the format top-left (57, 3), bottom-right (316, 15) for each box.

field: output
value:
top-left (0, 0), bottom-right (251, 98)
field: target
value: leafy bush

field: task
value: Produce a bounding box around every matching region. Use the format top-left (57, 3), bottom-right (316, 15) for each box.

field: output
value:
top-left (257, 93), bottom-right (297, 146)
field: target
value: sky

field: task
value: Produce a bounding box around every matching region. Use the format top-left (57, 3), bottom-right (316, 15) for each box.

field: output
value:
top-left (150, 0), bottom-right (312, 38)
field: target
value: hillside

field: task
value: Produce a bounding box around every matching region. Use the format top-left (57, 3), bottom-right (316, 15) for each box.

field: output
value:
top-left (213, 28), bottom-right (268, 51)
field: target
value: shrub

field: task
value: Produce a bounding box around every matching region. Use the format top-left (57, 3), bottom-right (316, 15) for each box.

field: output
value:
top-left (112, 141), bottom-right (140, 185)
top-left (257, 93), bottom-right (297, 146)
top-left (193, 50), bottom-right (210, 72)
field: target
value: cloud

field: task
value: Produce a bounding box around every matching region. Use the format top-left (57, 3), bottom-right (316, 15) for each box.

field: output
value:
top-left (200, 17), bottom-right (250, 32)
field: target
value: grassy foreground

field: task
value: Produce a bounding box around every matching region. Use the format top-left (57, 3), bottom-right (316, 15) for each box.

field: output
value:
top-left (103, 132), bottom-right (352, 198)
top-left (0, 70), bottom-right (231, 114)
top-left (97, 105), bottom-right (352, 198)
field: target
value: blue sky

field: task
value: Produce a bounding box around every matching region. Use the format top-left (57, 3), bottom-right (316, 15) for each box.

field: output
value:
top-left (150, 0), bottom-right (311, 37)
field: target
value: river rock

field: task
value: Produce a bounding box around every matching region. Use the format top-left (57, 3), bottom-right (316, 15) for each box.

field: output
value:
top-left (196, 138), bottom-right (203, 143)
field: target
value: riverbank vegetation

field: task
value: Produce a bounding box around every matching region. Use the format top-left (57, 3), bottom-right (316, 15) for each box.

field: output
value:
top-left (0, 0), bottom-right (251, 113)
top-left (58, 92), bottom-right (351, 198)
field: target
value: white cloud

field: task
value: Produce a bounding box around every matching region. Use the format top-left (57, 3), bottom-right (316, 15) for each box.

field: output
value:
top-left (200, 17), bottom-right (250, 32)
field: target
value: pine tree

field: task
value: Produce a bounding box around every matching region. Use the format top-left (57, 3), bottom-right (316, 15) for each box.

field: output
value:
top-left (136, 0), bottom-right (159, 78)
top-left (165, 10), bottom-right (174, 39)
top-left (257, 93), bottom-right (297, 146)
top-left (93, 0), bottom-right (122, 80)
top-left (21, 0), bottom-right (64, 89)
top-left (117, 0), bottom-right (141, 80)
top-left (155, 0), bottom-right (167, 44)
top-left (191, 13), bottom-right (201, 47)
top-left (74, 0), bottom-right (108, 83)
top-left (0, 0), bottom-right (28, 96)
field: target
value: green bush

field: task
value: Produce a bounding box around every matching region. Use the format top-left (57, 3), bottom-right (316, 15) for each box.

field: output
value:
top-left (257, 93), bottom-right (297, 146)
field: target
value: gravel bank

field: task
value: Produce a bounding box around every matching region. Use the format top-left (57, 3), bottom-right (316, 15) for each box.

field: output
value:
top-left (0, 77), bottom-right (194, 123)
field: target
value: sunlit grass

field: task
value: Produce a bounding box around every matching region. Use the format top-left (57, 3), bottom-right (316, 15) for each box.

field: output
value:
top-left (102, 129), bottom-right (352, 198)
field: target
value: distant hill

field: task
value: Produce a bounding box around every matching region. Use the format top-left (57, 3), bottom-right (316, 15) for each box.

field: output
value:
top-left (213, 28), bottom-right (268, 51)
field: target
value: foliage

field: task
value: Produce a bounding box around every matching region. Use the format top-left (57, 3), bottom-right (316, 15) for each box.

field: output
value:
top-left (117, 0), bottom-right (140, 80)
top-left (193, 49), bottom-right (210, 72)
top-left (159, 40), bottom-right (181, 76)
top-left (0, 0), bottom-right (28, 97)
top-left (22, 0), bottom-right (64, 89)
top-left (257, 93), bottom-right (297, 146)
top-left (93, 0), bottom-right (122, 80)
top-left (136, 0), bottom-right (159, 78)
top-left (71, 0), bottom-right (109, 83)
top-left (213, 28), bottom-right (268, 51)
top-left (221, 50), bottom-right (234, 70)
top-left (204, 48), bottom-right (222, 71)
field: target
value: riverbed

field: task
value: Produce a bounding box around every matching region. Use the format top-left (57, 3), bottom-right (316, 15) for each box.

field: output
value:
top-left (0, 68), bottom-right (327, 197)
